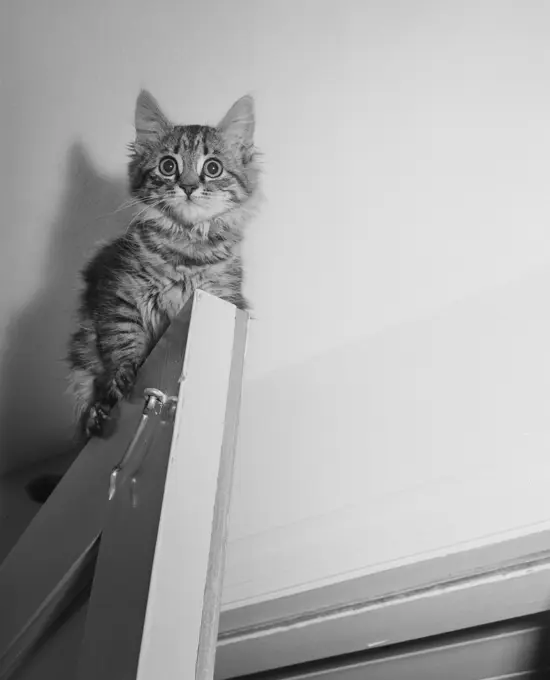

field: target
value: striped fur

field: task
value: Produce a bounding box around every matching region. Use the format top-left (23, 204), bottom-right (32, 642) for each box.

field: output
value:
top-left (68, 91), bottom-right (260, 436)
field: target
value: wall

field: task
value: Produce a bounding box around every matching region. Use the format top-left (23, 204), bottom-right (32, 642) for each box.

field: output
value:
top-left (3, 0), bottom-right (550, 609)
top-left (225, 1), bottom-right (550, 605)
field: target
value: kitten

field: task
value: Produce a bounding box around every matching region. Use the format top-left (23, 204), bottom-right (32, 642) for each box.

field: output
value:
top-left (68, 90), bottom-right (260, 437)
top-left (26, 91), bottom-right (260, 503)
top-left (26, 92), bottom-right (259, 504)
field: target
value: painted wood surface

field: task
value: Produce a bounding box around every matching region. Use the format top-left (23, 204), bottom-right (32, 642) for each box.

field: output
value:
top-left (217, 528), bottom-right (550, 678)
top-left (226, 621), bottom-right (545, 680)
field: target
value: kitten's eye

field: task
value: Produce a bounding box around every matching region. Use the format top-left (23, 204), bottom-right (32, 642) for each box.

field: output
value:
top-left (203, 159), bottom-right (223, 178)
top-left (158, 156), bottom-right (177, 176)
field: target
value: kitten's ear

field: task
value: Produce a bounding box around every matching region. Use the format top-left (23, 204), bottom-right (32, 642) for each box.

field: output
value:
top-left (218, 95), bottom-right (255, 148)
top-left (134, 90), bottom-right (171, 149)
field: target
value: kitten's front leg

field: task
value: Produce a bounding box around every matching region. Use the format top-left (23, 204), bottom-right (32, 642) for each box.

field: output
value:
top-left (86, 320), bottom-right (149, 438)
top-left (84, 363), bottom-right (140, 437)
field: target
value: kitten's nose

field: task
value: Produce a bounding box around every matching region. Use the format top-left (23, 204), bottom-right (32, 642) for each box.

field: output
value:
top-left (181, 183), bottom-right (199, 197)
top-left (180, 171), bottom-right (200, 197)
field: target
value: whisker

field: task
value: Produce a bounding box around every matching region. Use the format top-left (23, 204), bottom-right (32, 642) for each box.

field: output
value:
top-left (95, 197), bottom-right (146, 221)
top-left (126, 198), bottom-right (165, 231)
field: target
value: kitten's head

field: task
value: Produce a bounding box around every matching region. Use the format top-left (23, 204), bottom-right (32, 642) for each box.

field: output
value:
top-left (128, 90), bottom-right (259, 228)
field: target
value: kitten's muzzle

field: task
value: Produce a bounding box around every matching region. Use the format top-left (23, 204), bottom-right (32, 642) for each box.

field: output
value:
top-left (181, 183), bottom-right (199, 198)
top-left (179, 170), bottom-right (200, 198)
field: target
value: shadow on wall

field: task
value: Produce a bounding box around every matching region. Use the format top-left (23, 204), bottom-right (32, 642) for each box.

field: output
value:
top-left (0, 143), bottom-right (132, 474)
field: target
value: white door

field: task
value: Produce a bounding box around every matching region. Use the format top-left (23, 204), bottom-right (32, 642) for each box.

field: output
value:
top-left (0, 292), bottom-right (248, 680)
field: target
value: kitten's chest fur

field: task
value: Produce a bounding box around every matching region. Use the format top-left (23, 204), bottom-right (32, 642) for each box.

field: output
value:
top-left (138, 256), bottom-right (240, 336)
top-left (156, 262), bottom-right (228, 313)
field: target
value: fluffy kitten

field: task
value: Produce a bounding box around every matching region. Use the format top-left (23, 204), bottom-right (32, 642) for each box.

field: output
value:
top-left (69, 90), bottom-right (260, 437)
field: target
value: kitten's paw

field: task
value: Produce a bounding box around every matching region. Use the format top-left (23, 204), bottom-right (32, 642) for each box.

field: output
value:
top-left (117, 365), bottom-right (137, 398)
top-left (85, 403), bottom-right (117, 439)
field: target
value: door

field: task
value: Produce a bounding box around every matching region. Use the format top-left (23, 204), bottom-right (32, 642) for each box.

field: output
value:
top-left (0, 291), bottom-right (248, 680)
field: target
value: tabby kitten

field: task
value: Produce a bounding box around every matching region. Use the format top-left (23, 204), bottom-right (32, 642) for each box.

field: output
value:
top-left (69, 90), bottom-right (260, 437)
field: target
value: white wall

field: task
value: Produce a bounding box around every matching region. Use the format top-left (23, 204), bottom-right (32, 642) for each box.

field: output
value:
top-left (3, 0), bottom-right (550, 607)
top-left (226, 1), bottom-right (550, 604)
